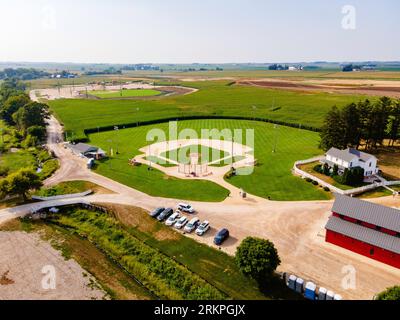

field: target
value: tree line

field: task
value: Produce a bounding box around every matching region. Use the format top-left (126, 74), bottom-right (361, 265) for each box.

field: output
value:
top-left (320, 97), bottom-right (400, 151)
top-left (0, 79), bottom-right (50, 147)
top-left (0, 79), bottom-right (53, 201)
top-left (0, 68), bottom-right (50, 80)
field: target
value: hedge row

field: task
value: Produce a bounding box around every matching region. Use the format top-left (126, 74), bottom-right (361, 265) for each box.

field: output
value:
top-left (73, 115), bottom-right (321, 143)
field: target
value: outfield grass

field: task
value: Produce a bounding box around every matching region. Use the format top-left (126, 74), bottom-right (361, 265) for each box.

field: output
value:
top-left (89, 89), bottom-right (161, 98)
top-left (88, 119), bottom-right (330, 201)
top-left (49, 81), bottom-right (369, 140)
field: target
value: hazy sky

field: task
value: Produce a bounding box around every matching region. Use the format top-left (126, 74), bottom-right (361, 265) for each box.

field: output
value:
top-left (0, 0), bottom-right (399, 63)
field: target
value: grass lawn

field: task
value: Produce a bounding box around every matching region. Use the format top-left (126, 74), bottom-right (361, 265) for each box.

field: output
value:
top-left (89, 89), bottom-right (161, 98)
top-left (49, 80), bottom-right (369, 140)
top-left (88, 119), bottom-right (330, 201)
top-left (34, 180), bottom-right (112, 197)
top-left (0, 150), bottom-right (36, 174)
top-left (357, 187), bottom-right (393, 199)
top-left (298, 161), bottom-right (359, 191)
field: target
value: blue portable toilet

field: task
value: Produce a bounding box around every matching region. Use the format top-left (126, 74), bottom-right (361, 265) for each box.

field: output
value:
top-left (305, 282), bottom-right (317, 300)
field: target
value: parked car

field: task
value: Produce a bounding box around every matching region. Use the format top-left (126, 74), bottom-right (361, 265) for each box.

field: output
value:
top-left (165, 212), bottom-right (180, 226)
top-left (214, 228), bottom-right (229, 245)
top-left (150, 207), bottom-right (165, 218)
top-left (184, 217), bottom-right (200, 233)
top-left (157, 208), bottom-right (174, 221)
top-left (174, 216), bottom-right (189, 229)
top-left (195, 221), bottom-right (210, 236)
top-left (177, 203), bottom-right (195, 214)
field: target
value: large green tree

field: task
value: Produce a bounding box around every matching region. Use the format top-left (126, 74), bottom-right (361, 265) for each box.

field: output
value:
top-left (12, 102), bottom-right (49, 132)
top-left (0, 168), bottom-right (42, 201)
top-left (0, 78), bottom-right (27, 102)
top-left (235, 237), bottom-right (281, 284)
top-left (342, 102), bottom-right (362, 148)
top-left (376, 286), bottom-right (400, 300)
top-left (386, 100), bottom-right (400, 146)
top-left (0, 93), bottom-right (30, 124)
top-left (319, 106), bottom-right (346, 151)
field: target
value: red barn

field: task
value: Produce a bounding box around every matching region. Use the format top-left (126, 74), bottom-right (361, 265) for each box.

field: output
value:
top-left (325, 194), bottom-right (400, 269)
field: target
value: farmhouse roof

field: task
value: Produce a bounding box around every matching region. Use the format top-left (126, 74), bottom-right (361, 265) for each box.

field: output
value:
top-left (326, 148), bottom-right (376, 163)
top-left (332, 193), bottom-right (400, 233)
top-left (325, 216), bottom-right (400, 254)
top-left (69, 143), bottom-right (99, 154)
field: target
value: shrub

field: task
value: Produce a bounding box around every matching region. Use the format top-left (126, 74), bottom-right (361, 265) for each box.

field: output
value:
top-left (312, 180), bottom-right (319, 186)
top-left (313, 164), bottom-right (322, 173)
top-left (0, 166), bottom-right (9, 177)
top-left (324, 186), bottom-right (330, 192)
top-left (39, 159), bottom-right (59, 180)
top-left (323, 163), bottom-right (330, 176)
top-left (305, 177), bottom-right (312, 182)
top-left (333, 167), bottom-right (364, 187)
top-left (376, 286), bottom-right (400, 300)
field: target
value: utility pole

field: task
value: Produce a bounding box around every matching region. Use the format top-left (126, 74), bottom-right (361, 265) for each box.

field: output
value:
top-left (231, 138), bottom-right (234, 167)
top-left (114, 126), bottom-right (119, 154)
top-left (149, 144), bottom-right (152, 170)
top-left (57, 81), bottom-right (61, 96)
top-left (252, 105), bottom-right (257, 120)
top-left (119, 74), bottom-right (122, 97)
top-left (272, 124), bottom-right (279, 153)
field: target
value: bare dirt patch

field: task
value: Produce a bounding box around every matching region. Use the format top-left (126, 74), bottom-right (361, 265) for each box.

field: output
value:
top-left (374, 148), bottom-right (400, 180)
top-left (239, 79), bottom-right (400, 98)
top-left (0, 231), bottom-right (106, 300)
top-left (154, 228), bottom-right (181, 241)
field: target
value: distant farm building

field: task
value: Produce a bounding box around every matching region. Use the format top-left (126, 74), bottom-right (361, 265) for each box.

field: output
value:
top-left (325, 194), bottom-right (400, 269)
top-left (68, 143), bottom-right (106, 159)
top-left (322, 148), bottom-right (379, 177)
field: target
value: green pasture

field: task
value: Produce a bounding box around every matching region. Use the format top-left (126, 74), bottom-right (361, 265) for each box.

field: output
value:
top-left (88, 119), bottom-right (330, 201)
top-left (49, 81), bottom-right (369, 140)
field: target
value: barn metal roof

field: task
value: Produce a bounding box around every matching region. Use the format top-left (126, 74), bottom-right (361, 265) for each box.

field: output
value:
top-left (332, 193), bottom-right (400, 233)
top-left (69, 143), bottom-right (98, 154)
top-left (326, 216), bottom-right (400, 254)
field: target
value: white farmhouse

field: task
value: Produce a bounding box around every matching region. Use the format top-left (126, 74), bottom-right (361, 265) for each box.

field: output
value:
top-left (322, 147), bottom-right (379, 177)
